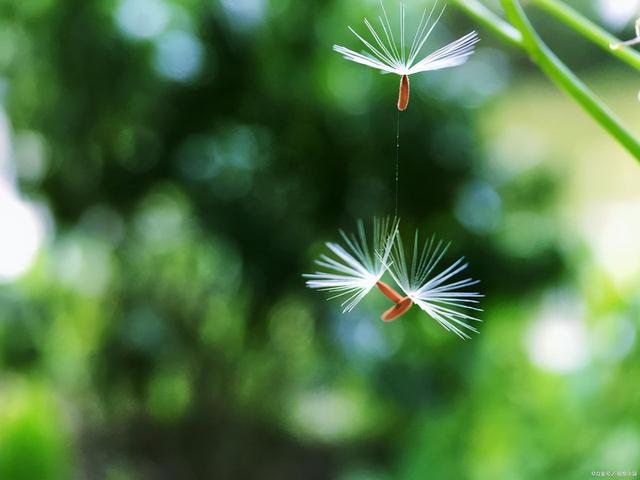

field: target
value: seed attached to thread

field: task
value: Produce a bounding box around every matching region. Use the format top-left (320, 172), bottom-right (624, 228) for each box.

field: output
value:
top-left (397, 75), bottom-right (410, 111)
top-left (381, 297), bottom-right (413, 322)
top-left (333, 3), bottom-right (479, 111)
top-left (376, 281), bottom-right (404, 303)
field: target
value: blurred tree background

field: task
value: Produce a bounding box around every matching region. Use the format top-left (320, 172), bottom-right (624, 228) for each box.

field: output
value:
top-left (0, 0), bottom-right (638, 478)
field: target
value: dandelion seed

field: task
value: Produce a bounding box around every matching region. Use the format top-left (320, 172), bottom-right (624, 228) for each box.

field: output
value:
top-left (333, 1), bottom-right (479, 111)
top-left (305, 219), bottom-right (484, 339)
top-left (610, 18), bottom-right (640, 50)
top-left (388, 231), bottom-right (483, 339)
top-left (304, 217), bottom-right (399, 313)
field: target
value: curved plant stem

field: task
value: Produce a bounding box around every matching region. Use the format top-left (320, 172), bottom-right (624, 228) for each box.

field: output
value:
top-left (501, 0), bottom-right (640, 161)
top-left (451, 0), bottom-right (523, 48)
top-left (532, 0), bottom-right (640, 71)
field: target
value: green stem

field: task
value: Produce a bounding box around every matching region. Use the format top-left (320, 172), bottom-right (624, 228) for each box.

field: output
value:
top-left (532, 0), bottom-right (640, 71)
top-left (501, 0), bottom-right (640, 161)
top-left (451, 0), bottom-right (523, 48)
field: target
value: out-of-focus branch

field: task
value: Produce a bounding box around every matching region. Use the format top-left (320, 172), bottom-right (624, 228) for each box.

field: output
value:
top-left (451, 0), bottom-right (523, 48)
top-left (532, 0), bottom-right (640, 71)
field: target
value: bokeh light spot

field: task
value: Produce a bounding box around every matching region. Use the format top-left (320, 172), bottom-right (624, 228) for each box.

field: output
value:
top-left (598, 0), bottom-right (640, 29)
top-left (146, 367), bottom-right (192, 423)
top-left (0, 181), bottom-right (46, 282)
top-left (13, 131), bottom-right (48, 183)
top-left (526, 293), bottom-right (589, 374)
top-left (455, 181), bottom-right (502, 234)
top-left (154, 30), bottom-right (204, 82)
top-left (220, 0), bottom-right (267, 30)
top-left (288, 389), bottom-right (371, 443)
top-left (115, 0), bottom-right (170, 39)
top-left (115, 0), bottom-right (170, 40)
top-left (583, 201), bottom-right (640, 288)
top-left (134, 187), bottom-right (191, 248)
top-left (52, 236), bottom-right (113, 297)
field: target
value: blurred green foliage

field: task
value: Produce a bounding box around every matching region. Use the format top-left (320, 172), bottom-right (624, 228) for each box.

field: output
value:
top-left (0, 0), bottom-right (638, 479)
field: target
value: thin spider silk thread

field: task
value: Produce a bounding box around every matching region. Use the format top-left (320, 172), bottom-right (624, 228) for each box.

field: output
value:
top-left (394, 109), bottom-right (400, 218)
top-left (395, 0), bottom-right (402, 219)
